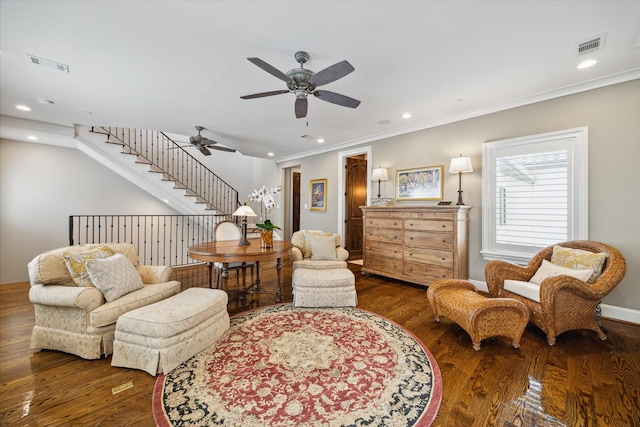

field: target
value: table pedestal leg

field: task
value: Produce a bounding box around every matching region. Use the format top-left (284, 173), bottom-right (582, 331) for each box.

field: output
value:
top-left (240, 262), bottom-right (247, 302)
top-left (255, 261), bottom-right (261, 291)
top-left (275, 257), bottom-right (282, 303)
top-left (206, 262), bottom-right (213, 289)
top-left (221, 263), bottom-right (229, 293)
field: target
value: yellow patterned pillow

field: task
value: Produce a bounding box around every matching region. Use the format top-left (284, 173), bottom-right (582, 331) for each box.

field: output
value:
top-left (63, 246), bottom-right (114, 287)
top-left (550, 245), bottom-right (607, 284)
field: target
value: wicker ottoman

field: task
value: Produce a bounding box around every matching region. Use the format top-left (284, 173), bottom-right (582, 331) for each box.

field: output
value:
top-left (427, 279), bottom-right (529, 351)
top-left (111, 287), bottom-right (229, 375)
top-left (292, 268), bottom-right (357, 307)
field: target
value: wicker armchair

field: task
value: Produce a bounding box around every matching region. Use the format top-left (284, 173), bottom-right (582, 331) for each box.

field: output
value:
top-left (485, 241), bottom-right (626, 345)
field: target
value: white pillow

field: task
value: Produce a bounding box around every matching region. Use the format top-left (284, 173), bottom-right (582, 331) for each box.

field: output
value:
top-left (529, 259), bottom-right (593, 285)
top-left (85, 253), bottom-right (144, 302)
top-left (310, 234), bottom-right (338, 260)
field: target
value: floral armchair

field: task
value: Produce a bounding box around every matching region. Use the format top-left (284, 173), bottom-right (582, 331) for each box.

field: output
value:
top-left (485, 240), bottom-right (626, 345)
top-left (290, 230), bottom-right (349, 271)
top-left (28, 243), bottom-right (181, 359)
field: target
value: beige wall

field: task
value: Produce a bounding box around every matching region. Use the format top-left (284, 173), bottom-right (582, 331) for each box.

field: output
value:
top-left (283, 80), bottom-right (640, 310)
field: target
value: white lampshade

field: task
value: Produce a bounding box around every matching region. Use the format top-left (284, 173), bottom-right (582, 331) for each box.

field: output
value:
top-left (232, 205), bottom-right (257, 217)
top-left (371, 167), bottom-right (389, 182)
top-left (449, 156), bottom-right (473, 174)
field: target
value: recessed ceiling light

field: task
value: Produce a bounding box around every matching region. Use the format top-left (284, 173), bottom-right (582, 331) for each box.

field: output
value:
top-left (577, 59), bottom-right (597, 69)
top-left (401, 113), bottom-right (412, 119)
top-left (162, 199), bottom-right (170, 204)
top-left (317, 138), bottom-right (325, 143)
top-left (27, 135), bottom-right (38, 141)
top-left (16, 105), bottom-right (31, 111)
top-left (268, 152), bottom-right (274, 157)
top-left (378, 119), bottom-right (392, 125)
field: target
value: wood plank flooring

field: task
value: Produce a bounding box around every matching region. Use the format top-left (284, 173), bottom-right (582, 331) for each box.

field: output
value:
top-left (1, 261), bottom-right (639, 426)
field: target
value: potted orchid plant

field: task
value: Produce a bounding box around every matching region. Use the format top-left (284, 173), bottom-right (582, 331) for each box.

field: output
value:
top-left (248, 184), bottom-right (282, 246)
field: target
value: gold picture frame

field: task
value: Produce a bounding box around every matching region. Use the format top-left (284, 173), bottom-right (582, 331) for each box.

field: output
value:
top-left (310, 178), bottom-right (327, 211)
top-left (396, 165), bottom-right (444, 201)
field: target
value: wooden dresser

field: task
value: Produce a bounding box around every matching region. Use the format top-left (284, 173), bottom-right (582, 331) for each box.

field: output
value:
top-left (361, 205), bottom-right (471, 286)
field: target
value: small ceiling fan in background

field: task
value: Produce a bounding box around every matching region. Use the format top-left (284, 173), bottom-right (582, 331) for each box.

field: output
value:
top-left (240, 51), bottom-right (361, 119)
top-left (175, 126), bottom-right (236, 156)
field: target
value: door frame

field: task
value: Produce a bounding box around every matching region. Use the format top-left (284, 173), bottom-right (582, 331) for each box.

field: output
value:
top-left (337, 146), bottom-right (372, 241)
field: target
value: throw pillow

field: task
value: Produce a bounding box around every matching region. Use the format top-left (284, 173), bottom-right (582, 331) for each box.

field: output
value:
top-left (550, 245), bottom-right (607, 283)
top-left (529, 259), bottom-right (593, 285)
top-left (302, 231), bottom-right (335, 258)
top-left (310, 234), bottom-right (338, 260)
top-left (63, 246), bottom-right (114, 287)
top-left (85, 253), bottom-right (144, 302)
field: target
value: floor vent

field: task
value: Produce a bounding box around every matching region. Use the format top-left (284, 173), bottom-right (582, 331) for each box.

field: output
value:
top-left (26, 54), bottom-right (70, 73)
top-left (577, 34), bottom-right (605, 55)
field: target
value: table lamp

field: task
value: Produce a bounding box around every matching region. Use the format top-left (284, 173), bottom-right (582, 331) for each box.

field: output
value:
top-left (371, 167), bottom-right (389, 198)
top-left (449, 155), bottom-right (473, 205)
top-left (232, 204), bottom-right (257, 246)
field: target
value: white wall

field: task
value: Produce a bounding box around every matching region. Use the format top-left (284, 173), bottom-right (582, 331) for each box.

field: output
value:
top-left (280, 80), bottom-right (640, 311)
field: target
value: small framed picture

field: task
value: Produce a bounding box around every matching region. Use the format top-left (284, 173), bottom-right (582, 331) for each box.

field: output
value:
top-left (310, 178), bottom-right (327, 211)
top-left (372, 198), bottom-right (394, 206)
top-left (396, 165), bottom-right (444, 201)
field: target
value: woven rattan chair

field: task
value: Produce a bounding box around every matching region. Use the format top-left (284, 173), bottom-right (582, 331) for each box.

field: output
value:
top-left (485, 241), bottom-right (626, 345)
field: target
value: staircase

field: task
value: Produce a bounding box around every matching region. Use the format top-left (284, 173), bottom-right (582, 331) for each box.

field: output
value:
top-left (74, 125), bottom-right (239, 217)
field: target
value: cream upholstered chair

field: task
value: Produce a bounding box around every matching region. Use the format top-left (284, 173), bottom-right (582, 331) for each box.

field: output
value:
top-left (213, 221), bottom-right (254, 288)
top-left (28, 243), bottom-right (181, 359)
top-left (485, 240), bottom-right (626, 345)
top-left (290, 230), bottom-right (349, 271)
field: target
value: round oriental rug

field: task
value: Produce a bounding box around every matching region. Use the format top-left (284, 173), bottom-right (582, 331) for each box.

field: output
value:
top-left (153, 304), bottom-right (442, 426)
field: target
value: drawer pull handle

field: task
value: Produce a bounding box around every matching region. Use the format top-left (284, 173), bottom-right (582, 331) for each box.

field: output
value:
top-left (442, 225), bottom-right (446, 228)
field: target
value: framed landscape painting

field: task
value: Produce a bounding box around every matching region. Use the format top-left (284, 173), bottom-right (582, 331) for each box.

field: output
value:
top-left (396, 165), bottom-right (444, 201)
top-left (310, 178), bottom-right (327, 211)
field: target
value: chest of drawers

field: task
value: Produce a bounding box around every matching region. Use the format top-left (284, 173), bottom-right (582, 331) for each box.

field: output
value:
top-left (361, 205), bottom-right (471, 286)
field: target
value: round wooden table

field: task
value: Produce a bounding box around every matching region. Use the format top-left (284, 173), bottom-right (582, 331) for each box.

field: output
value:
top-left (188, 239), bottom-right (292, 303)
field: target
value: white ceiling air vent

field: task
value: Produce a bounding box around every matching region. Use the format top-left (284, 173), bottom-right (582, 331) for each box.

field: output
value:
top-left (26, 54), bottom-right (70, 73)
top-left (577, 34), bottom-right (606, 55)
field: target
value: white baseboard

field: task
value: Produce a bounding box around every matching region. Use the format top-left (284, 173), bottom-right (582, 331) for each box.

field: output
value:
top-left (468, 279), bottom-right (640, 325)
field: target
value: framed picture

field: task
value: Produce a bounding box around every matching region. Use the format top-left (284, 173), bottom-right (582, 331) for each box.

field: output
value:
top-left (310, 178), bottom-right (327, 211)
top-left (396, 165), bottom-right (444, 201)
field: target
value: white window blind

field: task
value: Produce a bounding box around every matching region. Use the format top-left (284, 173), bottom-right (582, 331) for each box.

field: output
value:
top-left (482, 128), bottom-right (588, 264)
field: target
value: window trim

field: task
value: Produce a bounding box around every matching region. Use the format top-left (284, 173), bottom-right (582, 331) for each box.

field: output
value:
top-left (481, 127), bottom-right (588, 265)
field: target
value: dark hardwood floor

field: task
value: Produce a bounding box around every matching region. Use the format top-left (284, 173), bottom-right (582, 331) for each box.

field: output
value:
top-left (1, 261), bottom-right (639, 426)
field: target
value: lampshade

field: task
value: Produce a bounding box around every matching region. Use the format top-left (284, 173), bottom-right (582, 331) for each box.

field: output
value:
top-left (371, 167), bottom-right (389, 182)
top-left (449, 156), bottom-right (473, 174)
top-left (232, 205), bottom-right (257, 217)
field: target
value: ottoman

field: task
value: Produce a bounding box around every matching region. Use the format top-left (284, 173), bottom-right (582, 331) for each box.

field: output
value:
top-left (292, 268), bottom-right (357, 307)
top-left (427, 279), bottom-right (529, 351)
top-left (111, 287), bottom-right (229, 375)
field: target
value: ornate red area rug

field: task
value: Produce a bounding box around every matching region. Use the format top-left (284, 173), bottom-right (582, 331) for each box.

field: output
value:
top-left (153, 304), bottom-right (442, 426)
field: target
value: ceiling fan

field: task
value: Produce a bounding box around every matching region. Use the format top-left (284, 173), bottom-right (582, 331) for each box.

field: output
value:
top-left (180, 126), bottom-right (236, 156)
top-left (240, 51), bottom-right (361, 119)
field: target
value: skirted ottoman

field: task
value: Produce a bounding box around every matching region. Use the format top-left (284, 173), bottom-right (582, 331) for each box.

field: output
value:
top-left (427, 279), bottom-right (529, 351)
top-left (292, 268), bottom-right (357, 307)
top-left (111, 287), bottom-right (229, 375)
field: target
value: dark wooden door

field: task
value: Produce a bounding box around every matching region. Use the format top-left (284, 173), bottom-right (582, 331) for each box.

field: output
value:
top-left (292, 171), bottom-right (300, 233)
top-left (345, 156), bottom-right (367, 259)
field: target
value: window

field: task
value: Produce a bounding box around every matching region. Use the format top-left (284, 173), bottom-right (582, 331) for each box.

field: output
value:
top-left (482, 127), bottom-right (588, 264)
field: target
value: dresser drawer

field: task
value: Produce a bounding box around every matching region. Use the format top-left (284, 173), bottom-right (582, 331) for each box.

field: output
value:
top-left (364, 257), bottom-right (403, 275)
top-left (404, 219), bottom-right (453, 233)
top-left (365, 227), bottom-right (403, 243)
top-left (403, 261), bottom-right (453, 283)
top-left (404, 246), bottom-right (453, 268)
top-left (404, 231), bottom-right (453, 250)
top-left (364, 241), bottom-right (403, 260)
top-left (418, 211), bottom-right (454, 220)
top-left (366, 218), bottom-right (402, 228)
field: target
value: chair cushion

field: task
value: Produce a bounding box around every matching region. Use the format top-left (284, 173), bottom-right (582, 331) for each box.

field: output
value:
top-left (291, 230), bottom-right (341, 258)
top-left (529, 259), bottom-right (593, 285)
top-left (504, 279), bottom-right (541, 302)
top-left (63, 245), bottom-right (114, 287)
top-left (310, 234), bottom-right (338, 260)
top-left (86, 253), bottom-right (144, 302)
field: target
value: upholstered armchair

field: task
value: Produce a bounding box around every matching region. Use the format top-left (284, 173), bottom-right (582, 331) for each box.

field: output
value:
top-left (485, 241), bottom-right (626, 345)
top-left (28, 243), bottom-right (181, 359)
top-left (290, 230), bottom-right (349, 271)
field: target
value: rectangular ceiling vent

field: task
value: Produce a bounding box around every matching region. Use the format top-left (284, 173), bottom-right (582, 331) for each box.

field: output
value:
top-left (26, 54), bottom-right (70, 73)
top-left (577, 34), bottom-right (606, 55)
